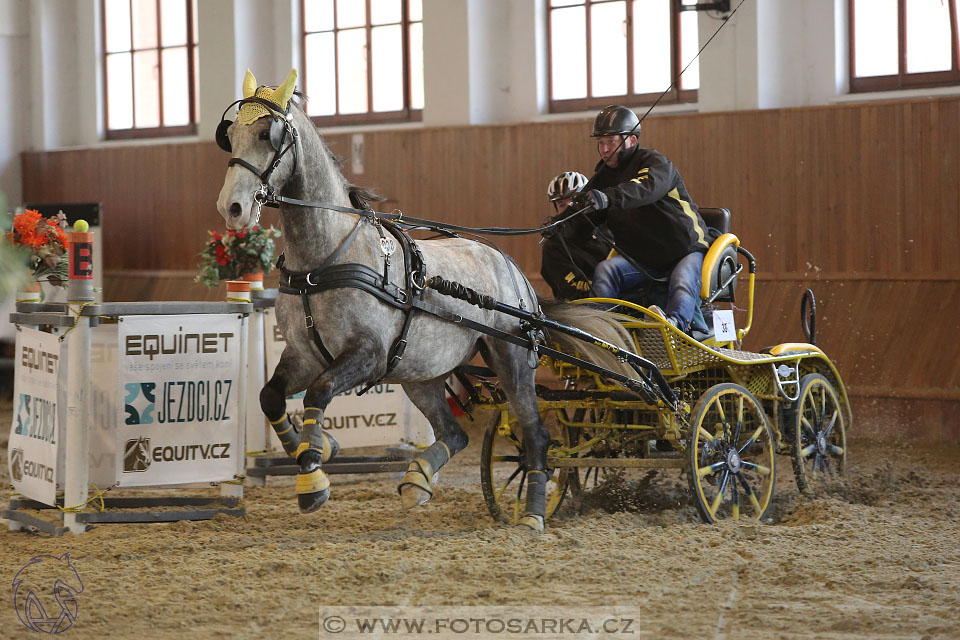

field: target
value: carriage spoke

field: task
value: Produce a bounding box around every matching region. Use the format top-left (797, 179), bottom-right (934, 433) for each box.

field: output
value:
top-left (822, 454), bottom-right (835, 476)
top-left (494, 467), bottom-right (523, 503)
top-left (823, 410), bottom-right (839, 438)
top-left (730, 474), bottom-right (740, 520)
top-left (736, 472), bottom-right (762, 514)
top-left (800, 415), bottom-right (817, 439)
top-left (697, 461), bottom-right (727, 479)
top-left (698, 427), bottom-right (718, 445)
top-left (732, 394), bottom-right (745, 444)
top-left (738, 426), bottom-right (765, 455)
top-left (800, 443), bottom-right (817, 459)
top-left (713, 398), bottom-right (730, 442)
top-left (826, 444), bottom-right (845, 456)
top-left (741, 461), bottom-right (772, 476)
top-left (513, 471), bottom-right (527, 522)
top-left (708, 470), bottom-right (730, 516)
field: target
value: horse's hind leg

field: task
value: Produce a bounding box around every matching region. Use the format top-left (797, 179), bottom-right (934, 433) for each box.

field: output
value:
top-left (398, 378), bottom-right (470, 509)
top-left (482, 340), bottom-right (550, 532)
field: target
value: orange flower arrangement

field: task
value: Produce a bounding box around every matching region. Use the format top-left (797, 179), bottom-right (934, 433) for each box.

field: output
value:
top-left (6, 209), bottom-right (69, 286)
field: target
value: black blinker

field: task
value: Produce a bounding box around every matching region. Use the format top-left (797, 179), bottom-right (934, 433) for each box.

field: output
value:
top-left (216, 119), bottom-right (233, 152)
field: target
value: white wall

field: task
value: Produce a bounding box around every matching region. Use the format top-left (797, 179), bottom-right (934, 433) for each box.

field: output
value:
top-left (1, 0), bottom-right (958, 201)
top-left (0, 0), bottom-right (28, 205)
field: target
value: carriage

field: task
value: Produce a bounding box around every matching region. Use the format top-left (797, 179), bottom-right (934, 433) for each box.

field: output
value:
top-left (459, 207), bottom-right (852, 525)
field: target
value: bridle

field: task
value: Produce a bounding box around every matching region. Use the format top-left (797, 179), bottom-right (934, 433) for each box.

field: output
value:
top-left (217, 96), bottom-right (300, 225)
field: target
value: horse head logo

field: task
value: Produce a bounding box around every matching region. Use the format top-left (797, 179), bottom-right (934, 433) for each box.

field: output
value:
top-left (12, 553), bottom-right (84, 633)
top-left (10, 447), bottom-right (24, 482)
top-left (123, 436), bottom-right (151, 472)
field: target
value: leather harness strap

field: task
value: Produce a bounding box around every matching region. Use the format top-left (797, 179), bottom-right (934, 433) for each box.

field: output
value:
top-left (277, 216), bottom-right (425, 391)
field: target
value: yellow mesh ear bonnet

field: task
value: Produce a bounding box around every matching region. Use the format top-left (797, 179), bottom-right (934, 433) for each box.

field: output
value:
top-left (237, 68), bottom-right (298, 125)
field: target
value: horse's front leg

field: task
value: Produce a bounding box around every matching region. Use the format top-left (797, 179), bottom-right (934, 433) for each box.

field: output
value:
top-left (295, 344), bottom-right (382, 513)
top-left (259, 347), bottom-right (320, 458)
top-left (397, 378), bottom-right (470, 509)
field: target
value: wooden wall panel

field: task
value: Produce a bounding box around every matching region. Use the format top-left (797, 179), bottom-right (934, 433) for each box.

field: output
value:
top-left (21, 96), bottom-right (960, 440)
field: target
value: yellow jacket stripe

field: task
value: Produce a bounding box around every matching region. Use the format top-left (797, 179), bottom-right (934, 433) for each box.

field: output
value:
top-left (667, 187), bottom-right (708, 248)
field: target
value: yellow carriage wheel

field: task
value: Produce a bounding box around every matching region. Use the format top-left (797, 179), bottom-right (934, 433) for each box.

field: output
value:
top-left (791, 373), bottom-right (846, 492)
top-left (480, 409), bottom-right (572, 524)
top-left (687, 383), bottom-right (776, 523)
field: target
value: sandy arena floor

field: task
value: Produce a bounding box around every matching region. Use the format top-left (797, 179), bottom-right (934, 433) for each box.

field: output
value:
top-left (1, 396), bottom-right (958, 639)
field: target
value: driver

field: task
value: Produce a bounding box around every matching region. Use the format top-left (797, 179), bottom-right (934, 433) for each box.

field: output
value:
top-left (569, 105), bottom-right (711, 333)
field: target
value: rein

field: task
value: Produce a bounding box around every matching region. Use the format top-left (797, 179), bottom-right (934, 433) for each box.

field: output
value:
top-left (260, 192), bottom-right (598, 238)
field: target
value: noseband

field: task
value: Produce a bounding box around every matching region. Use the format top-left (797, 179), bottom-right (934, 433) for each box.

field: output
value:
top-left (217, 96), bottom-right (300, 223)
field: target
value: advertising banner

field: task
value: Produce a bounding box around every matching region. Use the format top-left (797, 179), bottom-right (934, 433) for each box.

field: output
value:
top-left (8, 326), bottom-right (62, 505)
top-left (263, 308), bottom-right (433, 449)
top-left (117, 315), bottom-right (242, 487)
top-left (89, 324), bottom-right (119, 486)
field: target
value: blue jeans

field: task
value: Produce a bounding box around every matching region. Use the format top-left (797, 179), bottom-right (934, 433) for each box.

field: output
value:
top-left (591, 252), bottom-right (705, 331)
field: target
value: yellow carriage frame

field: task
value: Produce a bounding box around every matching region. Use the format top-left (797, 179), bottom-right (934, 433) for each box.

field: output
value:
top-left (476, 213), bottom-right (852, 525)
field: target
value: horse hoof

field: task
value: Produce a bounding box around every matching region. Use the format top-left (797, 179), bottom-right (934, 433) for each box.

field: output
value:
top-left (516, 515), bottom-right (544, 533)
top-left (298, 488), bottom-right (330, 514)
top-left (400, 484), bottom-right (432, 510)
top-left (295, 467), bottom-right (330, 513)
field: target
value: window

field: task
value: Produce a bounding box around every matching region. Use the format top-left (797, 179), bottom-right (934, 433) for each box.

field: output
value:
top-left (302, 0), bottom-right (424, 125)
top-left (850, 0), bottom-right (960, 92)
top-left (548, 0), bottom-right (699, 113)
top-left (102, 0), bottom-right (199, 139)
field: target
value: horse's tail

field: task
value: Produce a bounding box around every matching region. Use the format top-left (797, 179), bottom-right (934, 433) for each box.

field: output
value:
top-left (540, 301), bottom-right (638, 381)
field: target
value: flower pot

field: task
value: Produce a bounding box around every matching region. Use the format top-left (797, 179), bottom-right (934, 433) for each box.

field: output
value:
top-left (241, 271), bottom-right (264, 290)
top-left (16, 281), bottom-right (42, 303)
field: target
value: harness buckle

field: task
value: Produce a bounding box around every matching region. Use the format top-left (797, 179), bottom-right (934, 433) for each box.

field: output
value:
top-left (396, 289), bottom-right (409, 305)
top-left (411, 270), bottom-right (426, 291)
top-left (305, 314), bottom-right (314, 329)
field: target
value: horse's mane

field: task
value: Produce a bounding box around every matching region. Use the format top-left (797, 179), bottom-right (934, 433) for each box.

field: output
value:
top-left (290, 89), bottom-right (385, 208)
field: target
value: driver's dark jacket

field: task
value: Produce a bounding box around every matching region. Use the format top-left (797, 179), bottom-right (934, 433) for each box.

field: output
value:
top-left (586, 146), bottom-right (709, 270)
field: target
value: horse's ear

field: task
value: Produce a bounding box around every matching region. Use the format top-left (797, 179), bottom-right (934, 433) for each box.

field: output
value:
top-left (242, 68), bottom-right (257, 98)
top-left (275, 68), bottom-right (298, 110)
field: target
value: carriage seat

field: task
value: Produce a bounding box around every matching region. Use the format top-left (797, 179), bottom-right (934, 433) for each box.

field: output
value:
top-left (698, 207), bottom-right (739, 303)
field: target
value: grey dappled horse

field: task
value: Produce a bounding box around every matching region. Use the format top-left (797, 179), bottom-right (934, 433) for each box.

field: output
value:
top-left (216, 70), bottom-right (634, 532)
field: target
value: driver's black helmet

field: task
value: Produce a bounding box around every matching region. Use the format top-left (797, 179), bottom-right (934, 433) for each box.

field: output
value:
top-left (590, 105), bottom-right (640, 138)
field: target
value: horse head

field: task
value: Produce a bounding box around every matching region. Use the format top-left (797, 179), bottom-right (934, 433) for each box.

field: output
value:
top-left (217, 68), bottom-right (302, 230)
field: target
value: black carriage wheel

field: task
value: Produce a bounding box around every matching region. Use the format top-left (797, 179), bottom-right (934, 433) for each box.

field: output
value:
top-left (479, 410), bottom-right (571, 524)
top-left (791, 373), bottom-right (846, 492)
top-left (687, 383), bottom-right (776, 523)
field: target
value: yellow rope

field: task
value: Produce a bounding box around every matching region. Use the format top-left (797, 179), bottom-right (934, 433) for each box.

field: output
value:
top-left (57, 483), bottom-right (113, 513)
top-left (225, 296), bottom-right (251, 303)
top-left (59, 301), bottom-right (98, 341)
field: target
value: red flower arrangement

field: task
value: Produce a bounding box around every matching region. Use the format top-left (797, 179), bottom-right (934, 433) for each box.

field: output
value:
top-left (195, 225), bottom-right (281, 287)
top-left (6, 209), bottom-right (69, 286)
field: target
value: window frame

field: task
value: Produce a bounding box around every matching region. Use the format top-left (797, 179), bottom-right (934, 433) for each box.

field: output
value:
top-left (849, 0), bottom-right (960, 93)
top-left (101, 0), bottom-right (198, 140)
top-left (547, 0), bottom-right (697, 114)
top-left (301, 0), bottom-right (423, 127)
